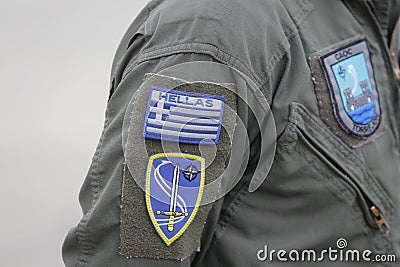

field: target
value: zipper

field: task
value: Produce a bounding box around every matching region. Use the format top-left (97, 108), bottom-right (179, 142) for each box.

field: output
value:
top-left (370, 205), bottom-right (391, 235)
top-left (295, 126), bottom-right (391, 235)
top-left (364, 0), bottom-right (400, 144)
top-left (342, 4), bottom-right (399, 226)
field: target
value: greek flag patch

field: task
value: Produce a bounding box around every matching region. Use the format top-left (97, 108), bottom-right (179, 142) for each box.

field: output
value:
top-left (143, 86), bottom-right (226, 144)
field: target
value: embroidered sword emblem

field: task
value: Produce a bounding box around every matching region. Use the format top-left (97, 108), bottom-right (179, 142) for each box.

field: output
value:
top-left (145, 153), bottom-right (205, 245)
top-left (156, 163), bottom-right (189, 232)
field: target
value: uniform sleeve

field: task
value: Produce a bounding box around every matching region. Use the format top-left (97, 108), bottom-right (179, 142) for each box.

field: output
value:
top-left (61, 31), bottom-right (268, 267)
top-left (64, 51), bottom-right (231, 266)
top-left (62, 0), bottom-right (286, 265)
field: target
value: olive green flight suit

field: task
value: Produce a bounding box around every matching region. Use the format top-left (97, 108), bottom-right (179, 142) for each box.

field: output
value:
top-left (63, 0), bottom-right (400, 266)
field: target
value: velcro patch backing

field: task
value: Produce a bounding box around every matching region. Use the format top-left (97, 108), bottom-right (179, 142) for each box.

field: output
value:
top-left (120, 73), bottom-right (237, 260)
top-left (309, 35), bottom-right (385, 148)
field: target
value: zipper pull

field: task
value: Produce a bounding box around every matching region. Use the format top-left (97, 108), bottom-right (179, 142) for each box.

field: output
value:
top-left (370, 206), bottom-right (391, 235)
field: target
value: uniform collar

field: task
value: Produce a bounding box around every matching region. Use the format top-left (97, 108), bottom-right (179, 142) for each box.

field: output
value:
top-left (342, 0), bottom-right (390, 37)
top-left (371, 0), bottom-right (390, 36)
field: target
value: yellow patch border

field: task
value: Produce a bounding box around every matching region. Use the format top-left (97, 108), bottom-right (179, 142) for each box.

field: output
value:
top-left (145, 153), bottom-right (205, 246)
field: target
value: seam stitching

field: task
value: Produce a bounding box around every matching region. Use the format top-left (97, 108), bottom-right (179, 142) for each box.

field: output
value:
top-left (210, 0), bottom-right (314, 243)
top-left (75, 110), bottom-right (111, 266)
top-left (294, 104), bottom-right (395, 219)
top-left (125, 42), bottom-right (263, 84)
top-left (294, 141), bottom-right (373, 236)
top-left (122, 42), bottom-right (273, 105)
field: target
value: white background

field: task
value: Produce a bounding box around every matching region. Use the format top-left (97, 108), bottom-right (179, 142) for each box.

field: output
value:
top-left (0, 1), bottom-right (150, 266)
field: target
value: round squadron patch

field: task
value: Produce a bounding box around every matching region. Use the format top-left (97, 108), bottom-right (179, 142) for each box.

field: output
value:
top-left (320, 38), bottom-right (381, 138)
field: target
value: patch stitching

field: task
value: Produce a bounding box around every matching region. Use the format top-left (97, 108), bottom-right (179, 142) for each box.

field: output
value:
top-left (320, 38), bottom-right (381, 138)
top-left (309, 36), bottom-right (385, 148)
top-left (120, 73), bottom-right (238, 260)
top-left (145, 153), bottom-right (205, 246)
top-left (143, 86), bottom-right (226, 144)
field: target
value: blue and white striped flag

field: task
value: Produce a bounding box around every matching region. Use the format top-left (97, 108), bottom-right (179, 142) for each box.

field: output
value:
top-left (143, 86), bottom-right (226, 144)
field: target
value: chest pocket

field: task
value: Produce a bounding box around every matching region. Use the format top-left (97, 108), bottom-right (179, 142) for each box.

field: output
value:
top-left (278, 102), bottom-right (396, 253)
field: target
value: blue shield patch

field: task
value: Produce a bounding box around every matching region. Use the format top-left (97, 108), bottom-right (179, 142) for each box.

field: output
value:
top-left (145, 153), bottom-right (205, 245)
top-left (321, 39), bottom-right (381, 137)
top-left (143, 86), bottom-right (226, 144)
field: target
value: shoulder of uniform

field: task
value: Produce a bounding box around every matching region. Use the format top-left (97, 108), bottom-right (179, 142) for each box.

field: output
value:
top-left (150, 0), bottom-right (292, 36)
top-left (119, 0), bottom-right (312, 101)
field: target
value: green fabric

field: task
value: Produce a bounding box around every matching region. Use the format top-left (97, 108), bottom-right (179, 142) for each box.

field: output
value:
top-left (309, 35), bottom-right (386, 148)
top-left (120, 74), bottom-right (237, 260)
top-left (389, 0), bottom-right (400, 41)
top-left (63, 0), bottom-right (400, 266)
